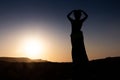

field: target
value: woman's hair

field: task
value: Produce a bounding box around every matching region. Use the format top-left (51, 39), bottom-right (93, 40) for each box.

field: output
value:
top-left (74, 10), bottom-right (81, 19)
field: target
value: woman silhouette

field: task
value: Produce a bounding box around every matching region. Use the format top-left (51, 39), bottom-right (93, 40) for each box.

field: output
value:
top-left (67, 10), bottom-right (88, 64)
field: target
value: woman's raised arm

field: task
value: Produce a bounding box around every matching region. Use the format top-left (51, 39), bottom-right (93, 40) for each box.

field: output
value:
top-left (81, 10), bottom-right (88, 22)
top-left (67, 10), bottom-right (74, 22)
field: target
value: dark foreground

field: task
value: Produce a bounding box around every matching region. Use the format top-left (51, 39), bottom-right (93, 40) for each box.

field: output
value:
top-left (0, 57), bottom-right (120, 80)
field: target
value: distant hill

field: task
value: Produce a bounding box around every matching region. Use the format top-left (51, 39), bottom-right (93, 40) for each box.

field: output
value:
top-left (0, 57), bottom-right (48, 62)
top-left (1, 56), bottom-right (120, 63)
top-left (90, 56), bottom-right (120, 64)
top-left (0, 56), bottom-right (120, 80)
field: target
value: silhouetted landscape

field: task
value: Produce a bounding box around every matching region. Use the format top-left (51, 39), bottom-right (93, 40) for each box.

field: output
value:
top-left (0, 57), bottom-right (48, 62)
top-left (0, 56), bottom-right (120, 80)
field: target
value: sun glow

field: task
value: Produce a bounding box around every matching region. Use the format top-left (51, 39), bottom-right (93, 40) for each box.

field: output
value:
top-left (22, 38), bottom-right (44, 59)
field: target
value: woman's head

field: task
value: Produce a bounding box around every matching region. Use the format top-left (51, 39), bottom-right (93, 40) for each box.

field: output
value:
top-left (74, 10), bottom-right (81, 20)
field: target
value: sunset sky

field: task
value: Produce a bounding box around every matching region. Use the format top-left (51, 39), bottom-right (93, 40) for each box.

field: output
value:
top-left (0, 0), bottom-right (120, 62)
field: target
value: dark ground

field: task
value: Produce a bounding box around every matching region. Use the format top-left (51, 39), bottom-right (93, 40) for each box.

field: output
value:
top-left (0, 57), bottom-right (120, 80)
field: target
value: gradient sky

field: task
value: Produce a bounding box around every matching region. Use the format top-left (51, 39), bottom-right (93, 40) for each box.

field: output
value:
top-left (0, 0), bottom-right (120, 62)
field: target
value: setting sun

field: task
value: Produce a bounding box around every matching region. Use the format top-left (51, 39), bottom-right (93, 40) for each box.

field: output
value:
top-left (21, 38), bottom-right (44, 59)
